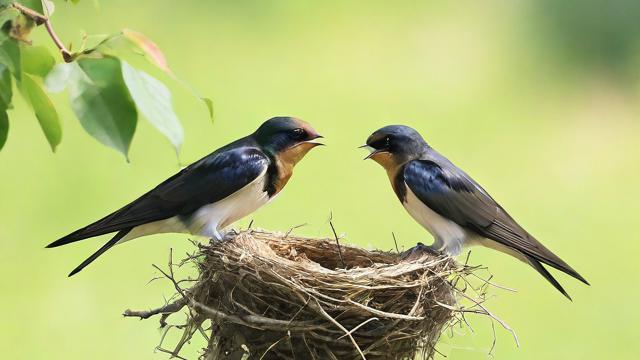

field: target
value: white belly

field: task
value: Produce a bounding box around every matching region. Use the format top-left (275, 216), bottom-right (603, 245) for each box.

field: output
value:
top-left (188, 171), bottom-right (270, 239)
top-left (119, 171), bottom-right (270, 243)
top-left (402, 184), bottom-right (471, 255)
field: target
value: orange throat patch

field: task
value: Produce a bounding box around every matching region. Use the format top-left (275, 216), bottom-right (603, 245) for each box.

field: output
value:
top-left (370, 152), bottom-right (403, 193)
top-left (273, 142), bottom-right (318, 194)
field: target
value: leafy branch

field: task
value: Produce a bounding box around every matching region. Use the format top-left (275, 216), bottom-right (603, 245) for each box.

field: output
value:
top-left (11, 1), bottom-right (72, 61)
top-left (0, 0), bottom-right (213, 157)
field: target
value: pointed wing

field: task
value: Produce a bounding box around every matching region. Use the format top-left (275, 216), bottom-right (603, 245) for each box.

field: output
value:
top-left (403, 159), bottom-right (587, 284)
top-left (49, 146), bottom-right (269, 246)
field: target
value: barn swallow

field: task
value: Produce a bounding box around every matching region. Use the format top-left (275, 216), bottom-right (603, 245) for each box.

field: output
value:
top-left (48, 116), bottom-right (323, 276)
top-left (362, 125), bottom-right (588, 299)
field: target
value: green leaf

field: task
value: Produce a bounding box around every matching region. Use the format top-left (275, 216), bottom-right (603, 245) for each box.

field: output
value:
top-left (0, 63), bottom-right (11, 109)
top-left (16, 1), bottom-right (44, 14)
top-left (0, 38), bottom-right (20, 80)
top-left (21, 44), bottom-right (54, 77)
top-left (68, 57), bottom-right (137, 157)
top-left (18, 73), bottom-right (61, 151)
top-left (0, 110), bottom-right (7, 149)
top-left (202, 97), bottom-right (214, 121)
top-left (43, 62), bottom-right (72, 93)
top-left (121, 61), bottom-right (182, 152)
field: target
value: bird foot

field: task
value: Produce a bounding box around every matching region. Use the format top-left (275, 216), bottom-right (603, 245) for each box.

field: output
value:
top-left (400, 242), bottom-right (444, 261)
top-left (211, 230), bottom-right (226, 242)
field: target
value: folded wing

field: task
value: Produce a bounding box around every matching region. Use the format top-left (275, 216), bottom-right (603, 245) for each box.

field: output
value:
top-left (48, 146), bottom-right (270, 247)
top-left (403, 159), bottom-right (588, 286)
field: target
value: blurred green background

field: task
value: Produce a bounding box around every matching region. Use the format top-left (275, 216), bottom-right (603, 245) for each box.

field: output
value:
top-left (2, 0), bottom-right (639, 358)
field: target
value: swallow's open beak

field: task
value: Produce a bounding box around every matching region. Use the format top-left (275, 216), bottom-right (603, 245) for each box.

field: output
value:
top-left (304, 134), bottom-right (324, 146)
top-left (360, 144), bottom-right (387, 160)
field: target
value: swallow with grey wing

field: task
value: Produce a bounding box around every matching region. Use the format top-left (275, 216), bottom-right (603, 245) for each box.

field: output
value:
top-left (361, 125), bottom-right (589, 300)
top-left (48, 117), bottom-right (323, 277)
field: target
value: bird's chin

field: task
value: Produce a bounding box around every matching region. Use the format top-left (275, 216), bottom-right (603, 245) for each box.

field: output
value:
top-left (291, 140), bottom-right (324, 152)
top-left (280, 141), bottom-right (322, 166)
top-left (368, 151), bottom-right (395, 169)
top-left (361, 146), bottom-right (390, 161)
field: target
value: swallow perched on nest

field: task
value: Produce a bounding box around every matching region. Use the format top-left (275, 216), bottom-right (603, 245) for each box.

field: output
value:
top-left (362, 125), bottom-right (588, 299)
top-left (49, 116), bottom-right (323, 276)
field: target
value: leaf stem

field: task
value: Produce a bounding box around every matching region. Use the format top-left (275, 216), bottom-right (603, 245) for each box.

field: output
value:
top-left (11, 2), bottom-right (73, 62)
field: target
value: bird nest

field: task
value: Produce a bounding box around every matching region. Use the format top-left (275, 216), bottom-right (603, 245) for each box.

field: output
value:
top-left (125, 229), bottom-right (511, 359)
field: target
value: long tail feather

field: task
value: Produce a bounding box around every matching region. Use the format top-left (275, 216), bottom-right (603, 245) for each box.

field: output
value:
top-left (48, 226), bottom-right (118, 248)
top-left (68, 229), bottom-right (131, 277)
top-left (531, 253), bottom-right (590, 286)
top-left (526, 255), bottom-right (572, 301)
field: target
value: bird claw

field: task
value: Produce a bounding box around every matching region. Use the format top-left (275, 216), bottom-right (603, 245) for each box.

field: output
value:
top-left (211, 230), bottom-right (225, 242)
top-left (400, 242), bottom-right (443, 261)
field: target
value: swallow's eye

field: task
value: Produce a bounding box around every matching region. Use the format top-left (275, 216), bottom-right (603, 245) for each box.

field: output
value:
top-left (385, 136), bottom-right (391, 147)
top-left (292, 128), bottom-right (305, 139)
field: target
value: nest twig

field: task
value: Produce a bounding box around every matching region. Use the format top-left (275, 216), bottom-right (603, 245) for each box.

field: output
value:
top-left (124, 229), bottom-right (514, 359)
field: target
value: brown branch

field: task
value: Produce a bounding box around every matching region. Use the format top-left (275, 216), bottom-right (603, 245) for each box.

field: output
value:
top-left (11, 2), bottom-right (73, 62)
top-left (155, 346), bottom-right (188, 360)
top-left (123, 297), bottom-right (188, 328)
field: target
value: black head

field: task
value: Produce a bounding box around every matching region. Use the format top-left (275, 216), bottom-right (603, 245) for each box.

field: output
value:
top-left (254, 116), bottom-right (323, 155)
top-left (361, 125), bottom-right (428, 167)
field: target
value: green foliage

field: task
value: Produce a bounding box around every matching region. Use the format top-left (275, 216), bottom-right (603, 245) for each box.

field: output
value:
top-left (121, 61), bottom-right (183, 151)
top-left (534, 0), bottom-right (640, 79)
top-left (0, 0), bottom-right (210, 157)
top-left (103, 29), bottom-right (215, 121)
top-left (0, 62), bottom-right (9, 149)
top-left (0, 38), bottom-right (20, 80)
top-left (21, 44), bottom-right (54, 77)
top-left (18, 72), bottom-right (61, 150)
top-left (43, 61), bottom-right (69, 92)
top-left (0, 63), bottom-right (11, 109)
top-left (16, 43), bottom-right (59, 150)
top-left (0, 110), bottom-right (7, 149)
top-left (67, 57), bottom-right (137, 157)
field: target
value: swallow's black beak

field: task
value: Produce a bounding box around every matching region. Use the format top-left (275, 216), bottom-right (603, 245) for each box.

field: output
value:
top-left (304, 134), bottom-right (324, 146)
top-left (360, 144), bottom-right (387, 160)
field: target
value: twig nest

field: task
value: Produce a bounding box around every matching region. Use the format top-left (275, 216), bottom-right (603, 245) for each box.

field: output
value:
top-left (198, 230), bottom-right (464, 360)
top-left (125, 230), bottom-right (491, 359)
